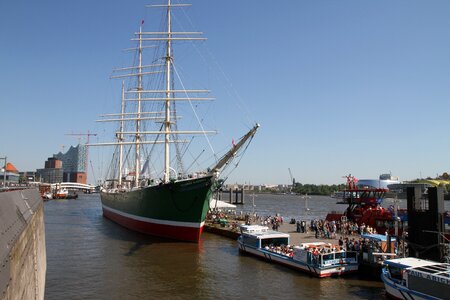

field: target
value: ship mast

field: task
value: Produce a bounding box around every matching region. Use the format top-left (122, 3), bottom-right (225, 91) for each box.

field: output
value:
top-left (91, 1), bottom-right (255, 189)
top-left (118, 81), bottom-right (125, 187)
top-left (135, 24), bottom-right (144, 187)
top-left (164, 0), bottom-right (172, 183)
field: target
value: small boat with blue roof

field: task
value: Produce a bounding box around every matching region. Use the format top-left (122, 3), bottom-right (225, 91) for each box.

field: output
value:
top-left (237, 225), bottom-right (359, 278)
top-left (359, 233), bottom-right (398, 279)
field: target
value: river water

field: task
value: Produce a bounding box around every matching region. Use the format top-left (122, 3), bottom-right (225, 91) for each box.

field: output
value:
top-left (44, 193), bottom-right (449, 299)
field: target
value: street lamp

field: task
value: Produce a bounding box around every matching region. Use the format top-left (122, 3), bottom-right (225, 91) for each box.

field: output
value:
top-left (0, 156), bottom-right (7, 187)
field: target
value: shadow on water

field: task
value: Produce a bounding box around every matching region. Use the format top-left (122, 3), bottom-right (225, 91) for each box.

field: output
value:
top-left (101, 216), bottom-right (191, 256)
top-left (45, 193), bottom-right (185, 257)
top-left (124, 241), bottom-right (145, 256)
top-left (344, 280), bottom-right (386, 299)
top-left (97, 209), bottom-right (193, 256)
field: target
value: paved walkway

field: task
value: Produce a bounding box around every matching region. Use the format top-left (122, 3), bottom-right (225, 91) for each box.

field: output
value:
top-left (277, 223), bottom-right (357, 246)
top-left (205, 219), bottom-right (362, 245)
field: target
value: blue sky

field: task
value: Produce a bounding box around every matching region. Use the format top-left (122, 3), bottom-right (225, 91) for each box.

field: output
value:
top-left (1, 0), bottom-right (449, 185)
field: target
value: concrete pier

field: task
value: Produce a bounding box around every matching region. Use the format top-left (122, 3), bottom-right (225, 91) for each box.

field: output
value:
top-left (204, 221), bottom-right (342, 245)
top-left (217, 189), bottom-right (245, 205)
top-left (0, 189), bottom-right (46, 300)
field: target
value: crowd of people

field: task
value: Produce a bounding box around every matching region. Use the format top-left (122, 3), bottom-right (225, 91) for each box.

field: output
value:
top-left (207, 209), bottom-right (380, 239)
top-left (264, 244), bottom-right (295, 258)
top-left (292, 219), bottom-right (380, 239)
top-left (206, 210), bottom-right (285, 231)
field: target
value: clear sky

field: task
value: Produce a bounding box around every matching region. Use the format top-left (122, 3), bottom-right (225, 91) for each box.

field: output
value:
top-left (1, 0), bottom-right (449, 185)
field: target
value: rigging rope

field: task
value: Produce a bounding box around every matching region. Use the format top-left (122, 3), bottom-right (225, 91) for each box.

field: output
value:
top-left (220, 132), bottom-right (255, 180)
top-left (178, 5), bottom-right (255, 126)
top-left (172, 63), bottom-right (216, 160)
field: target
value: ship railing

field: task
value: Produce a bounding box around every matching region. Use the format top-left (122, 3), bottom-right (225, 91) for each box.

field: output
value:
top-left (367, 252), bottom-right (397, 264)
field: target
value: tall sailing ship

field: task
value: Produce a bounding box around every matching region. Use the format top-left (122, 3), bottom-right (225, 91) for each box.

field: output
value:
top-left (90, 1), bottom-right (258, 242)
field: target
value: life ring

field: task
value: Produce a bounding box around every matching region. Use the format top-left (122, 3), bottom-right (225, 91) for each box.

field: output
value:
top-left (339, 258), bottom-right (344, 265)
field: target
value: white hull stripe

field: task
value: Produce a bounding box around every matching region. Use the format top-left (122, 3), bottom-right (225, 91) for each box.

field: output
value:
top-left (102, 204), bottom-right (205, 229)
top-left (382, 274), bottom-right (435, 300)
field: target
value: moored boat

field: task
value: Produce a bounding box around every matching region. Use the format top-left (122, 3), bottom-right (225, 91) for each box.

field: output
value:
top-left (237, 225), bottom-right (359, 277)
top-left (359, 233), bottom-right (398, 279)
top-left (326, 174), bottom-right (408, 235)
top-left (89, 0), bottom-right (258, 242)
top-left (53, 188), bottom-right (69, 199)
top-left (381, 257), bottom-right (450, 300)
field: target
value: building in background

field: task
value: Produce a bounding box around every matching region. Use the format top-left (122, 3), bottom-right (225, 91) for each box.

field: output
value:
top-left (54, 145), bottom-right (87, 183)
top-left (37, 144), bottom-right (87, 184)
top-left (19, 171), bottom-right (38, 183)
top-left (37, 158), bottom-right (63, 183)
top-left (0, 162), bottom-right (20, 186)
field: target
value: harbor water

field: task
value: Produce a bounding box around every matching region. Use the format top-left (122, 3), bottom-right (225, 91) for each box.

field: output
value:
top-left (44, 193), bottom-right (449, 299)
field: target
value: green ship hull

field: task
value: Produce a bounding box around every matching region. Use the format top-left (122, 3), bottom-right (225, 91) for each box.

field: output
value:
top-left (100, 175), bottom-right (215, 242)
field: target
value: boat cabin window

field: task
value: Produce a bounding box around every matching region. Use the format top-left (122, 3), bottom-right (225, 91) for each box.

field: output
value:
top-left (242, 236), bottom-right (259, 248)
top-left (359, 190), bottom-right (385, 200)
top-left (322, 253), bottom-right (334, 264)
top-left (261, 237), bottom-right (289, 248)
top-left (375, 220), bottom-right (384, 228)
top-left (376, 220), bottom-right (396, 229)
top-left (387, 266), bottom-right (404, 281)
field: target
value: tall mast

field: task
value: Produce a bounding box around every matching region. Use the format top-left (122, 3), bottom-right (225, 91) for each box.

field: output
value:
top-left (164, 0), bottom-right (172, 183)
top-left (135, 23), bottom-right (144, 187)
top-left (90, 2), bottom-right (240, 189)
top-left (118, 81), bottom-right (125, 187)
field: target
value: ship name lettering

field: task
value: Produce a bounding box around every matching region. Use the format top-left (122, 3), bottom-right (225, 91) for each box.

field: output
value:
top-left (408, 270), bottom-right (423, 278)
top-left (409, 270), bottom-right (449, 285)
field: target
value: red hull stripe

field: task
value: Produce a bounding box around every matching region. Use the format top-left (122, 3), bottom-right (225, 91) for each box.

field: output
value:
top-left (102, 205), bottom-right (204, 242)
top-left (102, 204), bottom-right (204, 228)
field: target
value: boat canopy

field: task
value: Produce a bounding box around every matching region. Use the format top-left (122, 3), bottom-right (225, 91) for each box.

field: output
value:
top-left (361, 233), bottom-right (396, 242)
top-left (240, 225), bottom-right (269, 233)
top-left (384, 257), bottom-right (441, 269)
top-left (255, 232), bottom-right (290, 240)
top-left (239, 225), bottom-right (290, 239)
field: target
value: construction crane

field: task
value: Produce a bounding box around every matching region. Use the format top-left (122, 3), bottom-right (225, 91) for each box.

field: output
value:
top-left (65, 131), bottom-right (97, 145)
top-left (65, 131), bottom-right (97, 183)
top-left (288, 168), bottom-right (296, 192)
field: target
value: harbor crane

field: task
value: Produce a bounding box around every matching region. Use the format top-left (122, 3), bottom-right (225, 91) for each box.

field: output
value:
top-left (288, 168), bottom-right (296, 192)
top-left (65, 131), bottom-right (97, 145)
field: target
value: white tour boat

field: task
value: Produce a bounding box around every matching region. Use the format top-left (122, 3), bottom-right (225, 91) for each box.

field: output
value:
top-left (237, 225), bottom-right (359, 277)
top-left (381, 257), bottom-right (450, 300)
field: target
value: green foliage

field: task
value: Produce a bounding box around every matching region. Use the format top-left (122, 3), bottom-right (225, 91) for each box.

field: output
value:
top-left (292, 183), bottom-right (346, 196)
